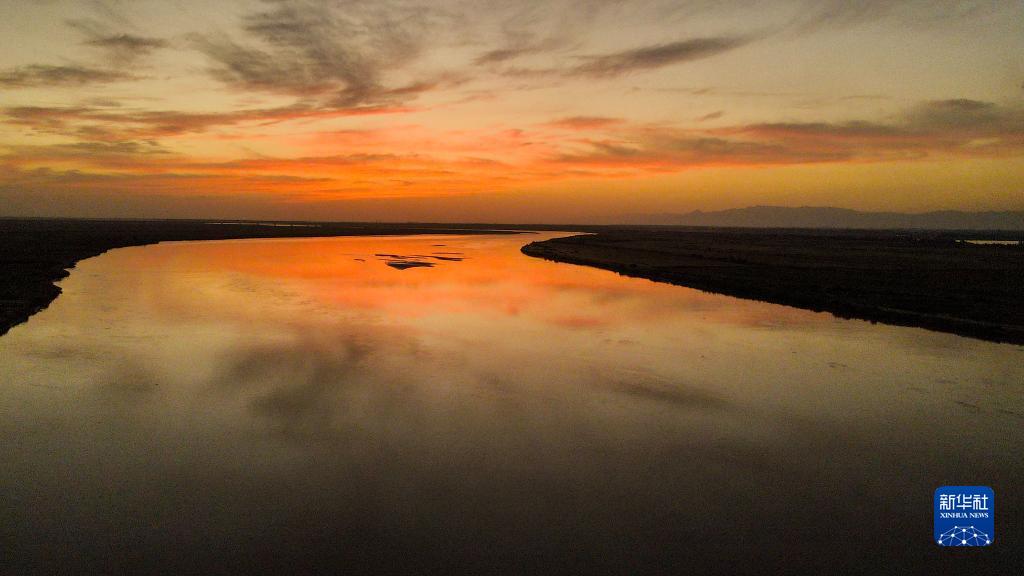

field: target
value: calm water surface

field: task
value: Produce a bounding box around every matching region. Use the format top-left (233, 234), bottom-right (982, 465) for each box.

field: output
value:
top-left (1, 233), bottom-right (1021, 574)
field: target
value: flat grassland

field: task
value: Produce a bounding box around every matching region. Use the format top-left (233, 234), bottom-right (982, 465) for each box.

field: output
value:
top-left (522, 228), bottom-right (1024, 344)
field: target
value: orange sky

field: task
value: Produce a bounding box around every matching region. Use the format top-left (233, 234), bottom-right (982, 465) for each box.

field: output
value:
top-left (1, 0), bottom-right (1022, 222)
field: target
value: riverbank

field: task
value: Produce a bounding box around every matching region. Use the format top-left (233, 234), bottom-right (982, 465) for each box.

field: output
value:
top-left (7, 219), bottom-right (1023, 344)
top-left (0, 218), bottom-right (527, 336)
top-left (522, 229), bottom-right (1024, 344)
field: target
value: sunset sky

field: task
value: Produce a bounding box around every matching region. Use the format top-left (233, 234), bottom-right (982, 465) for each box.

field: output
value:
top-left (1, 0), bottom-right (1022, 222)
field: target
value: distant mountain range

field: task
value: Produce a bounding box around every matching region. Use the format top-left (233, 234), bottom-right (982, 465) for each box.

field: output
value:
top-left (630, 206), bottom-right (1024, 230)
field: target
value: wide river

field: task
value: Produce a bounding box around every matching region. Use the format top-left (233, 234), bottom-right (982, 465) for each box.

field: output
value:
top-left (1, 233), bottom-right (1020, 574)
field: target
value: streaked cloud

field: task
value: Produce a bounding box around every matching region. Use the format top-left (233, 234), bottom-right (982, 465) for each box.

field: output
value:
top-left (67, 18), bottom-right (169, 65)
top-left (570, 36), bottom-right (752, 78)
top-left (0, 0), bottom-right (1022, 220)
top-left (555, 99), bottom-right (1024, 172)
top-left (1, 101), bottom-right (413, 141)
top-left (733, 100), bottom-right (1024, 156)
top-left (474, 41), bottom-right (562, 65)
top-left (494, 35), bottom-right (754, 80)
top-left (545, 116), bottom-right (623, 130)
top-left (85, 33), bottom-right (168, 63)
top-left (0, 64), bottom-right (133, 88)
top-left (790, 0), bottom-right (1004, 32)
top-left (191, 0), bottom-right (453, 109)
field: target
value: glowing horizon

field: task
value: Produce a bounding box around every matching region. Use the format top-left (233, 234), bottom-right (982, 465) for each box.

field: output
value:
top-left (1, 0), bottom-right (1022, 223)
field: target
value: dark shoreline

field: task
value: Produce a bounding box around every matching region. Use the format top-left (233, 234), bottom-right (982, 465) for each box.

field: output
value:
top-left (5, 219), bottom-right (1023, 344)
top-left (0, 218), bottom-right (533, 337)
top-left (522, 229), bottom-right (1024, 345)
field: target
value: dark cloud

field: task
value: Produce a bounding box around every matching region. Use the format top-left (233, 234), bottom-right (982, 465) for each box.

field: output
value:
top-left (85, 33), bottom-right (168, 62)
top-left (193, 35), bottom-right (341, 96)
top-left (791, 0), bottom-right (1002, 32)
top-left (1, 105), bottom-right (252, 140)
top-left (0, 11), bottom-right (165, 89)
top-left (0, 64), bottom-right (132, 88)
top-left (556, 98), bottom-right (1024, 170)
top-left (0, 101), bottom-right (410, 141)
top-left (473, 0), bottom-right (1003, 80)
top-left (496, 35), bottom-right (752, 80)
top-left (474, 47), bottom-right (536, 65)
top-left (467, 0), bottom-right (606, 66)
top-left (697, 110), bottom-right (724, 121)
top-left (556, 131), bottom-right (842, 170)
top-left (192, 0), bottom-right (450, 109)
top-left (2, 141), bottom-right (170, 167)
top-left (546, 116), bottom-right (623, 130)
top-left (741, 100), bottom-right (1024, 142)
top-left (570, 36), bottom-right (750, 78)
top-left (473, 36), bottom-right (571, 65)
top-left (67, 18), bottom-right (169, 65)
top-left (0, 141), bottom-right (472, 191)
top-left (903, 98), bottom-right (1018, 132)
top-left (735, 121), bottom-right (903, 139)
top-left (0, 15), bottom-right (164, 88)
top-left (0, 165), bottom-right (332, 193)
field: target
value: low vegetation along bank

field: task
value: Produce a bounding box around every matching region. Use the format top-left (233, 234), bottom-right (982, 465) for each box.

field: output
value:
top-left (522, 229), bottom-right (1024, 345)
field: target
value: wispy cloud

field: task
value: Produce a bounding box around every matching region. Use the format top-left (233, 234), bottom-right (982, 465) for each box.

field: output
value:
top-left (789, 0), bottom-right (1003, 32)
top-left (0, 147), bottom-right (534, 206)
top-left (554, 132), bottom-right (841, 172)
top-left (0, 0), bottom-right (1020, 219)
top-left (12, 140), bottom-right (170, 160)
top-left (0, 101), bottom-right (413, 141)
top-left (570, 36), bottom-right (751, 78)
top-left (67, 18), bottom-right (169, 65)
top-left (467, 0), bottom-right (604, 66)
top-left (733, 99), bottom-right (1024, 151)
top-left (86, 33), bottom-right (168, 62)
top-left (5, 97), bottom-right (1023, 197)
top-left (493, 35), bottom-right (754, 80)
top-left (0, 13), bottom-right (167, 89)
top-left (0, 64), bottom-right (133, 88)
top-left (552, 99), bottom-right (1024, 172)
top-left (192, 0), bottom-right (452, 109)
top-left (473, 36), bottom-right (571, 65)
top-left (545, 116), bottom-right (623, 130)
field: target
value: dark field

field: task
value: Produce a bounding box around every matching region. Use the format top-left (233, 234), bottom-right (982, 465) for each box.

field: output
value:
top-left (0, 218), bottom-right (528, 337)
top-left (522, 228), bottom-right (1024, 344)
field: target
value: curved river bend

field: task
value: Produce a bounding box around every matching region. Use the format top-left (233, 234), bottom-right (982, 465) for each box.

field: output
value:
top-left (1, 233), bottom-right (1021, 573)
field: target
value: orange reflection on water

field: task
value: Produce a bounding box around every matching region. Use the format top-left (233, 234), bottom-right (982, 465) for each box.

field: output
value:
top-left (121, 233), bottom-right (835, 332)
top-left (2, 232), bottom-right (1023, 574)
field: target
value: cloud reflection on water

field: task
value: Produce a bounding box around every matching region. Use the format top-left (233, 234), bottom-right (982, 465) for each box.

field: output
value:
top-left (0, 233), bottom-right (1022, 573)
